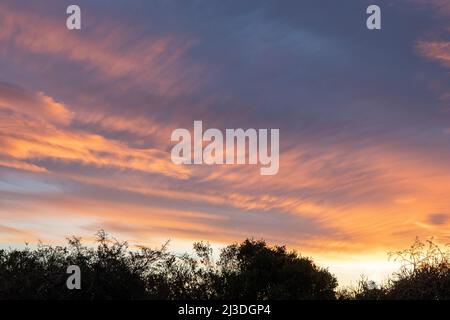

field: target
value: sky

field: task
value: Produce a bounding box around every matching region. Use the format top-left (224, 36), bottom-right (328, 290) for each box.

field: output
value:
top-left (0, 0), bottom-right (449, 286)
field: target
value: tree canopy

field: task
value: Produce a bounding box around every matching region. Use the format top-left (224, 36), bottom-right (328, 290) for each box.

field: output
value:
top-left (0, 231), bottom-right (337, 300)
top-left (1, 233), bottom-right (449, 300)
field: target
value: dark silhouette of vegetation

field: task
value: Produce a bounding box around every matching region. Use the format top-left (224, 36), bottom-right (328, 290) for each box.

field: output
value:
top-left (1, 232), bottom-right (449, 300)
top-left (0, 231), bottom-right (337, 300)
top-left (339, 238), bottom-right (450, 300)
top-left (216, 240), bottom-right (337, 299)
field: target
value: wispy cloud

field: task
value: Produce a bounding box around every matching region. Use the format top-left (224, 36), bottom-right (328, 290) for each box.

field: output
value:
top-left (0, 81), bottom-right (72, 124)
top-left (0, 1), bottom-right (204, 96)
top-left (0, 81), bottom-right (190, 178)
top-left (0, 0), bottom-right (450, 285)
top-left (417, 41), bottom-right (450, 68)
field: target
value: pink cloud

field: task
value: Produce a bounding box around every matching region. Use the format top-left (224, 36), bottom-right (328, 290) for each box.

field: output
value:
top-left (0, 81), bottom-right (72, 125)
top-left (0, 2), bottom-right (204, 96)
top-left (0, 82), bottom-right (190, 179)
top-left (417, 41), bottom-right (450, 68)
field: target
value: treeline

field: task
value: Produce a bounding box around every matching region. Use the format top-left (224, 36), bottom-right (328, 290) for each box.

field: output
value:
top-left (339, 238), bottom-right (450, 300)
top-left (0, 231), bottom-right (449, 300)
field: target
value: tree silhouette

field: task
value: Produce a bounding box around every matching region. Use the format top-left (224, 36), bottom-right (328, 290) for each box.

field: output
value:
top-left (215, 239), bottom-right (337, 299)
top-left (0, 231), bottom-right (338, 300)
top-left (339, 238), bottom-right (450, 300)
top-left (3, 232), bottom-right (448, 300)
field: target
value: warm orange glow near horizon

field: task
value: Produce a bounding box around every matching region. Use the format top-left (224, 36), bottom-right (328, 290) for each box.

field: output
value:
top-left (0, 0), bottom-right (449, 285)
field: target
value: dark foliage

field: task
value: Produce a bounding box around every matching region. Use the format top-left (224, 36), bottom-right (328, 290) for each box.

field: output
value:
top-left (3, 232), bottom-right (448, 300)
top-left (0, 231), bottom-right (337, 300)
top-left (216, 239), bottom-right (337, 299)
top-left (339, 238), bottom-right (450, 300)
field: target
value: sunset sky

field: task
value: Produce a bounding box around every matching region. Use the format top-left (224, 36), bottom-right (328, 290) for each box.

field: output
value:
top-left (0, 0), bottom-right (449, 285)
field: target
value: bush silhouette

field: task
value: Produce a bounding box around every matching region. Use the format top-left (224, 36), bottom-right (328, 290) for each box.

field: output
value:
top-left (0, 231), bottom-right (337, 300)
top-left (2, 232), bottom-right (449, 300)
top-left (216, 239), bottom-right (337, 299)
top-left (339, 238), bottom-right (450, 300)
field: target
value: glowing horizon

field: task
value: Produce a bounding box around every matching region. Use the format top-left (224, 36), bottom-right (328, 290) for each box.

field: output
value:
top-left (0, 0), bottom-right (449, 286)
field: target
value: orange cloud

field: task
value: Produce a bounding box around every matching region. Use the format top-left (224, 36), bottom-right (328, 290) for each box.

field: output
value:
top-left (0, 2), bottom-right (202, 96)
top-left (1, 1), bottom-right (450, 287)
top-left (0, 83), bottom-right (190, 179)
top-left (0, 118), bottom-right (190, 179)
top-left (0, 224), bottom-right (37, 244)
top-left (0, 157), bottom-right (47, 173)
top-left (0, 82), bottom-right (72, 125)
top-left (417, 41), bottom-right (450, 68)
